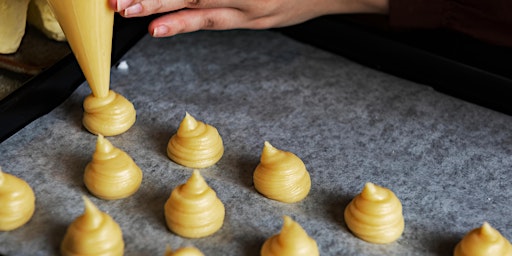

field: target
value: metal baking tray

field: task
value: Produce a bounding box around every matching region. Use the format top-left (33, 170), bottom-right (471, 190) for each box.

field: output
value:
top-left (279, 15), bottom-right (512, 115)
top-left (0, 15), bottom-right (152, 143)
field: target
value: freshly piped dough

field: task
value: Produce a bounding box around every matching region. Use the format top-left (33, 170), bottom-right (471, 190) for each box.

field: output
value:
top-left (165, 245), bottom-right (205, 256)
top-left (84, 134), bottom-right (142, 200)
top-left (164, 170), bottom-right (225, 238)
top-left (47, 0), bottom-right (136, 135)
top-left (82, 90), bottom-right (136, 136)
top-left (344, 182), bottom-right (404, 244)
top-left (0, 167), bottom-right (35, 231)
top-left (454, 222), bottom-right (512, 256)
top-left (61, 196), bottom-right (124, 256)
top-left (261, 215), bottom-right (319, 256)
top-left (253, 141), bottom-right (311, 203)
top-left (167, 113), bottom-right (224, 168)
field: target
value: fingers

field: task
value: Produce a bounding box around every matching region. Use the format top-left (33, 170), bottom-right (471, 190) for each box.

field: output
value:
top-left (116, 0), bottom-right (246, 17)
top-left (114, 0), bottom-right (177, 17)
top-left (148, 8), bottom-right (248, 37)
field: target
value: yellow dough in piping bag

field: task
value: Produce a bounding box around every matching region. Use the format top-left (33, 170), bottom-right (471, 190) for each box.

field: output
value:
top-left (61, 196), bottom-right (124, 256)
top-left (253, 141), bottom-right (311, 203)
top-left (167, 112), bottom-right (224, 168)
top-left (344, 182), bottom-right (404, 244)
top-left (454, 222), bottom-right (512, 256)
top-left (0, 167), bottom-right (36, 231)
top-left (164, 245), bottom-right (205, 256)
top-left (84, 134), bottom-right (143, 200)
top-left (164, 170), bottom-right (225, 238)
top-left (261, 215), bottom-right (319, 256)
top-left (47, 0), bottom-right (136, 136)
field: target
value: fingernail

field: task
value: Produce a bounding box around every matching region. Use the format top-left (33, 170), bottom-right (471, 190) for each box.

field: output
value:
top-left (153, 25), bottom-right (169, 37)
top-left (117, 0), bottom-right (130, 11)
top-left (123, 3), bottom-right (142, 16)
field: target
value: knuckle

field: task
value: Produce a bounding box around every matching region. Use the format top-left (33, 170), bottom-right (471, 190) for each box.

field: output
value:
top-left (204, 18), bottom-right (215, 29)
top-left (186, 0), bottom-right (200, 7)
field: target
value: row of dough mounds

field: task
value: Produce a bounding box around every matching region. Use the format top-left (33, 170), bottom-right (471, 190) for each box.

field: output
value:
top-left (2, 112), bottom-right (512, 255)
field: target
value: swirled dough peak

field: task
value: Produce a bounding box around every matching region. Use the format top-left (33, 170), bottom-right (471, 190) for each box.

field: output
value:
top-left (0, 167), bottom-right (35, 231)
top-left (82, 90), bottom-right (136, 136)
top-left (84, 134), bottom-right (143, 200)
top-left (261, 216), bottom-right (319, 256)
top-left (253, 141), bottom-right (311, 203)
top-left (344, 182), bottom-right (404, 244)
top-left (164, 170), bottom-right (225, 238)
top-left (167, 112), bottom-right (224, 168)
top-left (61, 196), bottom-right (124, 256)
top-left (454, 222), bottom-right (512, 256)
top-left (165, 245), bottom-right (205, 256)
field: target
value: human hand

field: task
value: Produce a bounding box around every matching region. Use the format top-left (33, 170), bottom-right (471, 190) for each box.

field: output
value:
top-left (109, 0), bottom-right (388, 37)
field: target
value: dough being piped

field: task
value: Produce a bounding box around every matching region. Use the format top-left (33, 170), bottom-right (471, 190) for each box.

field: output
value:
top-left (82, 90), bottom-right (136, 136)
top-left (47, 0), bottom-right (136, 136)
top-left (0, 167), bottom-right (35, 231)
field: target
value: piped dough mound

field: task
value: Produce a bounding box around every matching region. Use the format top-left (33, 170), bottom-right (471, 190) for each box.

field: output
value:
top-left (61, 196), bottom-right (124, 256)
top-left (0, 167), bottom-right (35, 231)
top-left (344, 182), bottom-right (404, 244)
top-left (454, 222), bottom-right (512, 256)
top-left (253, 141), bottom-right (311, 203)
top-left (164, 170), bottom-right (225, 238)
top-left (165, 246), bottom-right (205, 256)
top-left (261, 215), bottom-right (319, 256)
top-left (84, 135), bottom-right (143, 200)
top-left (82, 90), bottom-right (136, 136)
top-left (167, 112), bottom-right (224, 168)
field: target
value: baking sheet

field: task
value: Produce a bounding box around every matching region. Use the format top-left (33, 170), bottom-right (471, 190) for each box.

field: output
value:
top-left (1, 29), bottom-right (511, 255)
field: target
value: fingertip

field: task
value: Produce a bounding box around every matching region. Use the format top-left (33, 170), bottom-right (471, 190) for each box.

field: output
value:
top-left (151, 25), bottom-right (170, 37)
top-left (108, 0), bottom-right (118, 11)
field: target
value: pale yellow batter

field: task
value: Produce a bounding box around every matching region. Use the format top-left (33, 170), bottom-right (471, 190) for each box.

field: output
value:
top-left (47, 0), bottom-right (136, 136)
top-left (261, 215), bottom-right (319, 256)
top-left (167, 113), bottom-right (224, 168)
top-left (61, 196), bottom-right (124, 256)
top-left (47, 0), bottom-right (113, 98)
top-left (164, 170), bottom-right (225, 238)
top-left (454, 222), bottom-right (512, 256)
top-left (84, 134), bottom-right (143, 200)
top-left (165, 245), bottom-right (205, 256)
top-left (344, 182), bottom-right (404, 244)
top-left (0, 167), bottom-right (35, 231)
top-left (82, 90), bottom-right (136, 136)
top-left (253, 141), bottom-right (311, 203)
